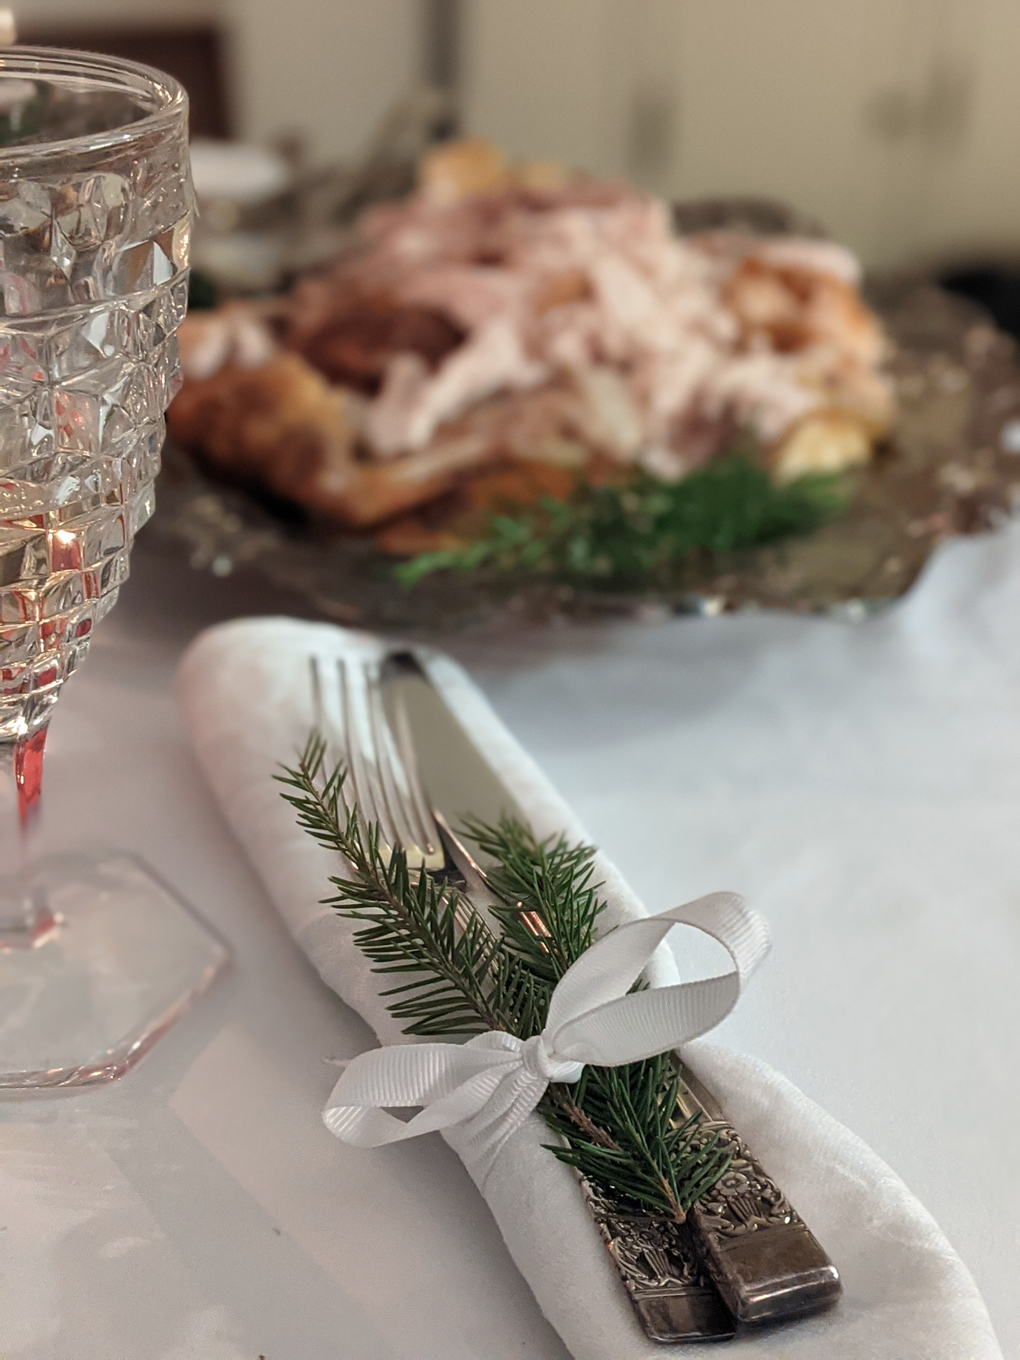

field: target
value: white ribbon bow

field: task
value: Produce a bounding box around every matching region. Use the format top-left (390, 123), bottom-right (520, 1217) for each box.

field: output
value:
top-left (323, 892), bottom-right (769, 1182)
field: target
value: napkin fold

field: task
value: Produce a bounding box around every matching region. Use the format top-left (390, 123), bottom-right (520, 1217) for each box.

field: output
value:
top-left (178, 617), bottom-right (1001, 1360)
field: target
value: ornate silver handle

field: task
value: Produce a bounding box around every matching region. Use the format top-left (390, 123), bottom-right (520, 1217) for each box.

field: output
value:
top-left (676, 1064), bottom-right (842, 1324)
top-left (580, 1177), bottom-right (735, 1343)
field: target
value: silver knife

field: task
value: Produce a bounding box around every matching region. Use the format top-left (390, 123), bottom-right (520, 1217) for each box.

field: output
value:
top-left (382, 650), bottom-right (840, 1335)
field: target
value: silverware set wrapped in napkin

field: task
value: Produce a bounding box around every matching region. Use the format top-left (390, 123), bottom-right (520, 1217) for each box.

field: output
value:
top-left (306, 648), bottom-right (841, 1344)
top-left (178, 617), bottom-right (1001, 1360)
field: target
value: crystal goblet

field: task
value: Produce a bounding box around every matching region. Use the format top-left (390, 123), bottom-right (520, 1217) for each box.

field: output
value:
top-left (0, 49), bottom-right (227, 1089)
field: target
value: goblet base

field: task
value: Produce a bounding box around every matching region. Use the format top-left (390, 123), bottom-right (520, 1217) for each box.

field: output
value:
top-left (0, 851), bottom-right (229, 1091)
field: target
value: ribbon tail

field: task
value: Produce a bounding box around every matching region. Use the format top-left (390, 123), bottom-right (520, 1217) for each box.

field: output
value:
top-left (322, 1035), bottom-right (531, 1152)
top-left (324, 1063), bottom-right (514, 1146)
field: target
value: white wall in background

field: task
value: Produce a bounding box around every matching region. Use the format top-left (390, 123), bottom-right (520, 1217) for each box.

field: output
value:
top-left (225, 0), bottom-right (423, 164)
top-left (461, 0), bottom-right (1020, 270)
top-left (19, 0), bottom-right (424, 168)
top-left (460, 0), bottom-right (628, 179)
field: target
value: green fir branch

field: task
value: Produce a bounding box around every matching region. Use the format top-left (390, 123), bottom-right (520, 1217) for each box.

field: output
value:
top-left (277, 735), bottom-right (551, 1038)
top-left (541, 1058), bottom-right (727, 1220)
top-left (461, 813), bottom-right (604, 986)
top-left (279, 738), bottom-right (730, 1221)
top-left (277, 735), bottom-right (500, 1035)
top-left (394, 455), bottom-right (852, 589)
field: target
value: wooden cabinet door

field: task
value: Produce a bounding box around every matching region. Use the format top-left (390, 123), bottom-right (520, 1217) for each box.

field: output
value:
top-left (910, 0), bottom-right (1020, 264)
top-left (652, 0), bottom-right (929, 266)
top-left (461, 0), bottom-right (631, 178)
top-left (461, 0), bottom-right (970, 268)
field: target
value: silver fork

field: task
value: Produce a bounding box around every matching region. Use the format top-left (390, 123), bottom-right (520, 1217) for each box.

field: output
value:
top-left (310, 654), bottom-right (490, 905)
top-left (309, 653), bottom-right (445, 872)
top-left (312, 655), bottom-right (735, 1343)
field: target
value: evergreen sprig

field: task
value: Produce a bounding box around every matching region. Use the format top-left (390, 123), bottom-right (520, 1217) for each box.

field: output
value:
top-left (462, 813), bottom-right (604, 988)
top-left (395, 455), bottom-right (851, 589)
top-left (277, 734), bottom-right (547, 1038)
top-left (279, 735), bottom-right (730, 1222)
top-left (542, 1057), bottom-right (727, 1218)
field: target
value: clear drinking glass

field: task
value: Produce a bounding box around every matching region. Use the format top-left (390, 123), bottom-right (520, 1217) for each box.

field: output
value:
top-left (0, 49), bottom-right (227, 1088)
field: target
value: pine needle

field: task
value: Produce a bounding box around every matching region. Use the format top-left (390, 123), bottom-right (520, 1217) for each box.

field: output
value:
top-left (394, 455), bottom-right (851, 589)
top-left (279, 738), bottom-right (731, 1219)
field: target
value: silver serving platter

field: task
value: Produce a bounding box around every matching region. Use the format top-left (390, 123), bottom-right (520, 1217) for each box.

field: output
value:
top-left (149, 268), bottom-right (1020, 635)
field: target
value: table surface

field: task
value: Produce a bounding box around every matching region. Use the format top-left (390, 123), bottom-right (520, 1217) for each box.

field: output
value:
top-left (1, 525), bottom-right (1017, 1360)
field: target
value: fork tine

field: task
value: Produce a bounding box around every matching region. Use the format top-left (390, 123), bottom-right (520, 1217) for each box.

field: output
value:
top-left (338, 657), bottom-right (478, 937)
top-left (339, 655), bottom-right (449, 872)
top-left (367, 665), bottom-right (445, 870)
top-left (338, 657), bottom-right (395, 848)
top-left (311, 653), bottom-right (341, 763)
top-left (363, 662), bottom-right (423, 858)
top-left (309, 654), bottom-right (351, 815)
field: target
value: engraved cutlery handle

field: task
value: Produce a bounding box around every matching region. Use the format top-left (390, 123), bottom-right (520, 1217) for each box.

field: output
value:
top-left (580, 1179), bottom-right (735, 1343)
top-left (380, 659), bottom-right (836, 1335)
top-left (676, 1064), bottom-right (842, 1324)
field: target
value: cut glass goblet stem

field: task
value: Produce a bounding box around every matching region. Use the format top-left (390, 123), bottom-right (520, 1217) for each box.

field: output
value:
top-left (0, 48), bottom-right (228, 1090)
top-left (0, 730), bottom-right (53, 946)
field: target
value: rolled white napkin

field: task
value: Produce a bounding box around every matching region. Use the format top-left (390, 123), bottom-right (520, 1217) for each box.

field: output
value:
top-left (178, 617), bottom-right (1001, 1360)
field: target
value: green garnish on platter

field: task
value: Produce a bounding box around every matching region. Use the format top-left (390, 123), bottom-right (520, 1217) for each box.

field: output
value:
top-left (279, 736), bottom-right (729, 1222)
top-left (396, 454), bottom-right (852, 590)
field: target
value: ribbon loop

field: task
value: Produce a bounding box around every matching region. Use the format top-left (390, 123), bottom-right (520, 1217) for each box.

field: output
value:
top-left (324, 892), bottom-right (770, 1182)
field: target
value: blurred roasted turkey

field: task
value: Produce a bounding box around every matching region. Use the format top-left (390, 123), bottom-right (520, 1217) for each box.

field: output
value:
top-left (169, 136), bottom-right (895, 552)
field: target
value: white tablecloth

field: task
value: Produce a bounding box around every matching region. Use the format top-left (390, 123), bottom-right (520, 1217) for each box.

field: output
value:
top-left (1, 524), bottom-right (1017, 1359)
